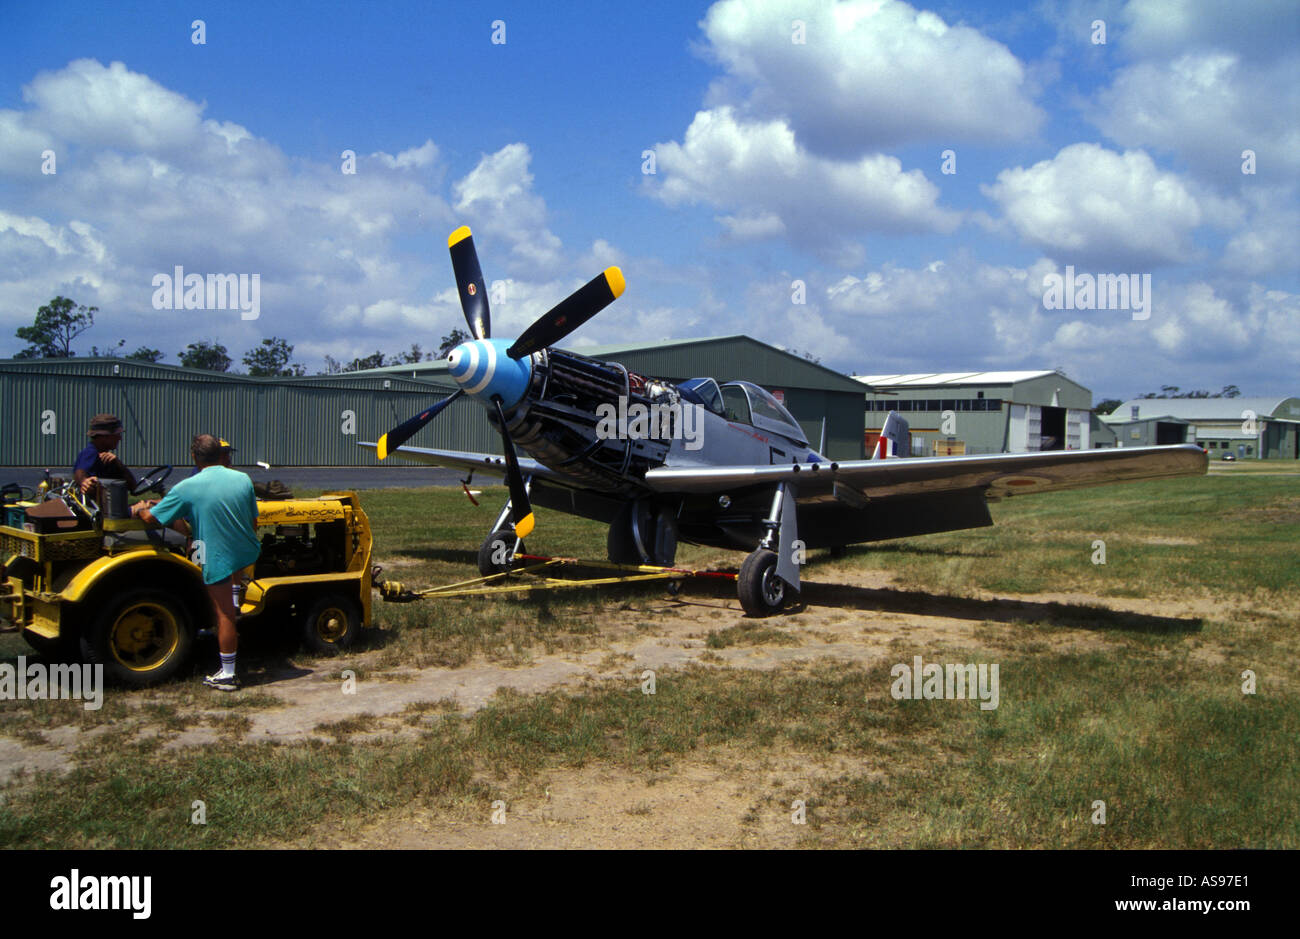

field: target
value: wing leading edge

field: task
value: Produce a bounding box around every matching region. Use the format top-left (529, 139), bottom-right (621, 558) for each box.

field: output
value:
top-left (356, 441), bottom-right (571, 486)
top-left (643, 444), bottom-right (1208, 501)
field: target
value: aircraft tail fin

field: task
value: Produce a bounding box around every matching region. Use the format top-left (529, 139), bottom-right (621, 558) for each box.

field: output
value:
top-left (872, 411), bottom-right (910, 459)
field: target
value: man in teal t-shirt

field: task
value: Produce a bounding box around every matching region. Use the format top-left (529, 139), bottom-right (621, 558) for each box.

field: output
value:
top-left (141, 434), bottom-right (260, 690)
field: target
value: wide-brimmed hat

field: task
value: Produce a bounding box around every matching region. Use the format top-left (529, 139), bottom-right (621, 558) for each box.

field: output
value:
top-left (87, 413), bottom-right (123, 437)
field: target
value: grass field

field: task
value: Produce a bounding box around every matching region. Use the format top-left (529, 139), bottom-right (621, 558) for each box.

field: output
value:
top-left (0, 470), bottom-right (1296, 848)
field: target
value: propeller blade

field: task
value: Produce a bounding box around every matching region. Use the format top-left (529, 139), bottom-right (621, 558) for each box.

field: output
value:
top-left (448, 226), bottom-right (490, 341)
top-left (376, 389), bottom-right (464, 460)
top-left (492, 397), bottom-right (534, 539)
top-left (506, 266), bottom-right (624, 359)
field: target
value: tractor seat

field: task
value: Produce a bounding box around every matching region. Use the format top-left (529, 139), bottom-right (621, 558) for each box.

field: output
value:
top-left (103, 528), bottom-right (189, 552)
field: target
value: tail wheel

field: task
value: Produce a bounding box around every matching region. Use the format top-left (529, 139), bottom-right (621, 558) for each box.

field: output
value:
top-left (83, 588), bottom-right (195, 687)
top-left (301, 594), bottom-right (362, 655)
top-left (738, 549), bottom-right (789, 617)
top-left (478, 529), bottom-right (524, 577)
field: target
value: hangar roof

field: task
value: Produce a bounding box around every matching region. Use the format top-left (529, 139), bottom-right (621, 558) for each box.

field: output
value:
top-left (353, 335), bottom-right (867, 394)
top-left (854, 370), bottom-right (1057, 387)
top-left (1105, 397), bottom-right (1300, 423)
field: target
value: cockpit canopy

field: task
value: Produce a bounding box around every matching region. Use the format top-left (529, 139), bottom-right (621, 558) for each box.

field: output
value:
top-left (677, 377), bottom-right (807, 445)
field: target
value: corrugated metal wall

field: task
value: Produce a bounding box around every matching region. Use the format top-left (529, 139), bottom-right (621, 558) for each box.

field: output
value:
top-left (0, 360), bottom-right (495, 468)
top-left (1, 337), bottom-right (866, 465)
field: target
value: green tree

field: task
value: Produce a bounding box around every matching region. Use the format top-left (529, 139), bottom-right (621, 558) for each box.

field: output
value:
top-left (243, 337), bottom-right (305, 377)
top-left (14, 296), bottom-right (98, 358)
top-left (89, 339), bottom-right (126, 357)
top-left (350, 351), bottom-right (390, 371)
top-left (179, 340), bottom-right (232, 372)
top-left (436, 328), bottom-right (469, 358)
top-left (396, 343), bottom-right (428, 364)
top-left (127, 347), bottom-right (165, 363)
top-left (1093, 398), bottom-right (1122, 415)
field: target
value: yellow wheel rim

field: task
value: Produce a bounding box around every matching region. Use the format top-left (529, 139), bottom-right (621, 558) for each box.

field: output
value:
top-left (315, 607), bottom-right (348, 643)
top-left (109, 602), bottom-right (181, 672)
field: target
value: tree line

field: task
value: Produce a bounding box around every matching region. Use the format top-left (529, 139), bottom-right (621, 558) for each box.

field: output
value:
top-left (1094, 385), bottom-right (1243, 415)
top-left (8, 296), bottom-right (468, 376)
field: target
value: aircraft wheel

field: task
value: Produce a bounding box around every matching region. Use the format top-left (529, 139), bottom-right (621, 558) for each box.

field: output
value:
top-left (738, 549), bottom-right (787, 617)
top-left (478, 529), bottom-right (523, 577)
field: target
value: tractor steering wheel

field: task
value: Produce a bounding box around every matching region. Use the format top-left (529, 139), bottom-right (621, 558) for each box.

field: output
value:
top-left (132, 465), bottom-right (173, 497)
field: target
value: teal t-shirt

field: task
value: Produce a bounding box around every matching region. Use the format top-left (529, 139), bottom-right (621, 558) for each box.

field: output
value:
top-left (150, 465), bottom-right (261, 584)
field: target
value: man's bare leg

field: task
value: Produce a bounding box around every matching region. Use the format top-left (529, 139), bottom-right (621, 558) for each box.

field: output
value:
top-left (205, 579), bottom-right (239, 685)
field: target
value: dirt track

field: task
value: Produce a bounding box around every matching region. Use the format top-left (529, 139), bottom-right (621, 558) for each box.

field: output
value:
top-left (2, 567), bottom-right (1259, 846)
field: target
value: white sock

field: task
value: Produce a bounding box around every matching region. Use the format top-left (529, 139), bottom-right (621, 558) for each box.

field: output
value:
top-left (219, 652), bottom-right (236, 677)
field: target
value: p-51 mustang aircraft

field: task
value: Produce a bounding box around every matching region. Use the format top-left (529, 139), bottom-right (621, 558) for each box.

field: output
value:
top-left (361, 227), bottom-right (1206, 616)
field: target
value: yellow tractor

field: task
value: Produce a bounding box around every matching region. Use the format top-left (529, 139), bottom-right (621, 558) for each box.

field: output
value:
top-left (1, 474), bottom-right (374, 687)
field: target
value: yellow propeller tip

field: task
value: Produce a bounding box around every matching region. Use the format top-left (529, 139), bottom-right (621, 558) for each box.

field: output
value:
top-left (514, 513), bottom-right (535, 539)
top-left (448, 225), bottom-right (473, 248)
top-left (604, 266), bottom-right (626, 299)
top-left (376, 436), bottom-right (389, 461)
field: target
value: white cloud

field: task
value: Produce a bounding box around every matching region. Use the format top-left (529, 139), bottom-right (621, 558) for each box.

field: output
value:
top-left (1120, 0), bottom-right (1300, 60)
top-left (650, 107), bottom-right (958, 257)
top-left (984, 143), bottom-right (1203, 267)
top-left (699, 0), bottom-right (1043, 155)
top-left (22, 59), bottom-right (204, 152)
top-left (451, 143), bottom-right (563, 275)
top-left (1093, 52), bottom-right (1300, 181)
top-left (372, 140), bottom-right (439, 170)
top-left (0, 59), bottom-right (462, 366)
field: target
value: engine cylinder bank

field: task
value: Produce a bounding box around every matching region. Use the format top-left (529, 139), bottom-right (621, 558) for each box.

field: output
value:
top-left (506, 349), bottom-right (674, 494)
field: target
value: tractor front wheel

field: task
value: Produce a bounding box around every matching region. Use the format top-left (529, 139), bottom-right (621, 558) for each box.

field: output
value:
top-left (300, 594), bottom-right (362, 655)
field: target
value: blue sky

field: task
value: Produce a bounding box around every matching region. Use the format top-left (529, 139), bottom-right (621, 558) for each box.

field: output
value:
top-left (2, 0), bottom-right (1297, 399)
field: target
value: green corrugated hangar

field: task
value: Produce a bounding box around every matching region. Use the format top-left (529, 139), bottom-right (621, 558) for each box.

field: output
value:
top-left (0, 336), bottom-right (867, 468)
top-left (856, 370), bottom-right (1095, 455)
top-left (351, 335), bottom-right (867, 459)
top-left (0, 357), bottom-right (479, 469)
top-left (1102, 397), bottom-right (1300, 459)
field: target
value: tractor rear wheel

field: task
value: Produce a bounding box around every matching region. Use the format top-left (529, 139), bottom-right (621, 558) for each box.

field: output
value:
top-left (81, 588), bottom-right (195, 686)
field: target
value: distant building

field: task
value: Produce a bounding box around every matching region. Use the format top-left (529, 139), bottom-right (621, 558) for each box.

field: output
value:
top-left (1102, 397), bottom-right (1300, 459)
top-left (855, 370), bottom-right (1094, 456)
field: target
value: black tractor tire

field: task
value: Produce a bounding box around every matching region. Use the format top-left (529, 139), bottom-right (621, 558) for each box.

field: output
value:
top-left (478, 529), bottom-right (524, 577)
top-left (300, 594), bottom-right (362, 655)
top-left (22, 629), bottom-right (80, 665)
top-left (81, 587), bottom-right (196, 687)
top-left (738, 549), bottom-right (789, 617)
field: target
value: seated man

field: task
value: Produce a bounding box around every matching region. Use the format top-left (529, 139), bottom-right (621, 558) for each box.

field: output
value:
top-left (73, 413), bottom-right (158, 517)
top-left (74, 413), bottom-right (139, 494)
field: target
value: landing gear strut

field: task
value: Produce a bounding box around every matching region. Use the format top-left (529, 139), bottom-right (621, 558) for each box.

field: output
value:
top-left (737, 482), bottom-right (800, 617)
top-left (477, 476), bottom-right (531, 576)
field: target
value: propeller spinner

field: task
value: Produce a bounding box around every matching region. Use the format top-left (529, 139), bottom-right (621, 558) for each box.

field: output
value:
top-left (376, 226), bottom-right (625, 540)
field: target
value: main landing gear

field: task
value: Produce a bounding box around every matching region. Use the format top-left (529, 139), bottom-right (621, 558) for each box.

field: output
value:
top-left (477, 477), bottom-right (531, 576)
top-left (736, 482), bottom-right (800, 617)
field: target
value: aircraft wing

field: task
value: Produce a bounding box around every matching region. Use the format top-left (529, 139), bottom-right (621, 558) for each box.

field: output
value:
top-left (356, 441), bottom-right (576, 487)
top-left (642, 444), bottom-right (1207, 500)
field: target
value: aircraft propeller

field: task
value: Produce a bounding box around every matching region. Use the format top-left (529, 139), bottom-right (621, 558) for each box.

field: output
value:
top-left (376, 225), bottom-right (625, 541)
